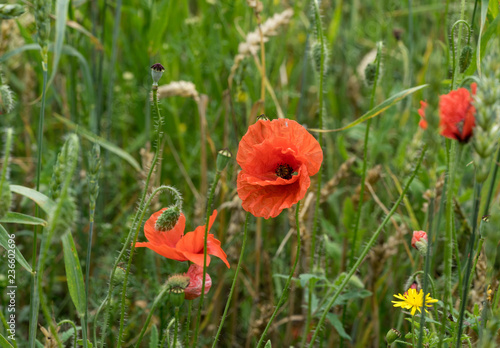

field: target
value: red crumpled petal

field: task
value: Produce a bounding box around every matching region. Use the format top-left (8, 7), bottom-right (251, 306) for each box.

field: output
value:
top-left (184, 264), bottom-right (212, 300)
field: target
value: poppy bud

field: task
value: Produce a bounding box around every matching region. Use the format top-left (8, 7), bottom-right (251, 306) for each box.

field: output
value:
top-left (216, 148), bottom-right (232, 172)
top-left (364, 63), bottom-right (377, 86)
top-left (150, 63), bottom-right (165, 87)
top-left (459, 45), bottom-right (472, 73)
top-left (184, 264), bottom-right (212, 300)
top-left (112, 265), bottom-right (126, 286)
top-left (411, 230), bottom-right (428, 255)
top-left (386, 328), bottom-right (401, 344)
top-left (155, 206), bottom-right (181, 231)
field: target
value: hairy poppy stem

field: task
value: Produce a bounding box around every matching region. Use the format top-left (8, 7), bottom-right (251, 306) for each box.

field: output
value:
top-left (256, 201), bottom-right (301, 348)
top-left (455, 181), bottom-right (482, 347)
top-left (212, 212), bottom-right (251, 347)
top-left (307, 145), bottom-right (427, 347)
top-left (134, 285), bottom-right (170, 348)
top-left (192, 172), bottom-right (221, 347)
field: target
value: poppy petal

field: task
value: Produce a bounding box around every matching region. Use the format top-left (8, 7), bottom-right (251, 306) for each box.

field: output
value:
top-left (143, 208), bottom-right (186, 247)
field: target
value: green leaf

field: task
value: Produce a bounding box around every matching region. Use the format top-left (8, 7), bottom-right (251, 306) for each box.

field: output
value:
top-left (149, 325), bottom-right (158, 348)
top-left (0, 333), bottom-right (14, 347)
top-left (264, 339), bottom-right (272, 348)
top-left (465, 14), bottom-right (500, 75)
top-left (309, 84), bottom-right (428, 132)
top-left (299, 273), bottom-right (327, 288)
top-left (476, 0), bottom-right (490, 76)
top-left (0, 212), bottom-right (47, 226)
top-left (0, 224), bottom-right (32, 272)
top-left (54, 114), bottom-right (141, 172)
top-left (10, 185), bottom-right (55, 215)
top-left (325, 313), bottom-right (351, 340)
top-left (62, 233), bottom-right (86, 316)
top-left (49, 0), bottom-right (70, 85)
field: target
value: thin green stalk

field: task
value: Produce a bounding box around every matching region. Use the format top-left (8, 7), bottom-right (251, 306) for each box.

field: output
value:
top-left (192, 171), bottom-right (222, 347)
top-left (417, 198), bottom-right (435, 348)
top-left (469, 0), bottom-right (479, 43)
top-left (484, 145), bottom-right (500, 214)
top-left (307, 145), bottom-right (427, 347)
top-left (185, 301), bottom-right (192, 347)
top-left (134, 286), bottom-right (170, 348)
top-left (83, 209), bottom-right (95, 348)
top-left (349, 41), bottom-right (383, 265)
top-left (99, 86), bottom-right (164, 347)
top-left (173, 308), bottom-right (179, 348)
top-left (212, 212), bottom-right (251, 347)
top-left (443, 141), bottom-right (458, 321)
top-left (116, 185), bottom-right (180, 345)
top-left (256, 201), bottom-right (302, 348)
top-left (28, 66), bottom-right (47, 348)
top-left (411, 316), bottom-right (416, 348)
top-left (93, 293), bottom-right (108, 345)
top-left (455, 182), bottom-right (482, 347)
top-left (57, 319), bottom-right (78, 348)
top-left (306, 1), bottom-right (325, 345)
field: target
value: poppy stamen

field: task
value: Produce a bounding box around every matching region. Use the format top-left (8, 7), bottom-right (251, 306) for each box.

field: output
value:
top-left (275, 163), bottom-right (294, 180)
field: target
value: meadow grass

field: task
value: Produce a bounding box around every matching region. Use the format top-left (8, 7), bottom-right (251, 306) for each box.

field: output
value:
top-left (1, 0), bottom-right (500, 347)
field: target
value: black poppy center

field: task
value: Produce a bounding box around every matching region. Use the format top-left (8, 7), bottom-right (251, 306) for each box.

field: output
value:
top-left (275, 163), bottom-right (294, 180)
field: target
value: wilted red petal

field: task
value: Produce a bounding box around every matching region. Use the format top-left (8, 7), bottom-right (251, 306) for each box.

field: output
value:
top-left (184, 264), bottom-right (212, 300)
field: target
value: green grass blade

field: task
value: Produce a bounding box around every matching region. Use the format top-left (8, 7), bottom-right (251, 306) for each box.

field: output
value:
top-left (49, 0), bottom-right (70, 85)
top-left (0, 212), bottom-right (47, 226)
top-left (309, 84), bottom-right (428, 133)
top-left (62, 233), bottom-right (86, 316)
top-left (54, 114), bottom-right (141, 171)
top-left (0, 224), bottom-right (32, 272)
top-left (0, 333), bottom-right (14, 348)
top-left (10, 185), bottom-right (55, 215)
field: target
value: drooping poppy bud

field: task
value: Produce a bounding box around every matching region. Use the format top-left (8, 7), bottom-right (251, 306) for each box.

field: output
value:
top-left (411, 230), bottom-right (428, 256)
top-left (155, 206), bottom-right (181, 232)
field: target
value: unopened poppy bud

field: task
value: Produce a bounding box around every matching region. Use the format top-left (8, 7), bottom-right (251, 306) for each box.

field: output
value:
top-left (310, 41), bottom-right (328, 74)
top-left (348, 274), bottom-right (364, 289)
top-left (155, 206), bottom-right (181, 231)
top-left (216, 148), bottom-right (232, 172)
top-left (411, 231), bottom-right (428, 250)
top-left (386, 328), bottom-right (401, 344)
top-left (184, 264), bottom-right (212, 300)
top-left (364, 63), bottom-right (377, 86)
top-left (459, 45), bottom-right (473, 73)
top-left (113, 265), bottom-right (126, 286)
top-left (150, 63), bottom-right (165, 87)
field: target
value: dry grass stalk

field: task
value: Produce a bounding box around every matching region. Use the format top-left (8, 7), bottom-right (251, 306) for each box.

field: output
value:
top-left (156, 80), bottom-right (200, 102)
top-left (228, 8), bottom-right (294, 88)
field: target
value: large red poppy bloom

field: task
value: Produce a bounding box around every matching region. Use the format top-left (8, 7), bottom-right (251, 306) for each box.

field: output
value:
top-left (418, 83), bottom-right (477, 143)
top-left (136, 208), bottom-right (230, 268)
top-left (236, 118), bottom-right (323, 219)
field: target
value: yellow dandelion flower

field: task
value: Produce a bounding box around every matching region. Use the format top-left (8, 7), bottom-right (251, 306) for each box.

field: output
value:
top-left (392, 288), bottom-right (439, 316)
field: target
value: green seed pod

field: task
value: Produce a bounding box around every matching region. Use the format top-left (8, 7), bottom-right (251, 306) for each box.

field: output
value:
top-left (168, 287), bottom-right (185, 308)
top-left (166, 274), bottom-right (190, 308)
top-left (216, 148), bottom-right (232, 172)
top-left (155, 206), bottom-right (181, 231)
top-left (385, 328), bottom-right (401, 344)
top-left (0, 4), bottom-right (25, 19)
top-left (364, 63), bottom-right (377, 86)
top-left (151, 63), bottom-right (165, 87)
top-left (459, 45), bottom-right (473, 73)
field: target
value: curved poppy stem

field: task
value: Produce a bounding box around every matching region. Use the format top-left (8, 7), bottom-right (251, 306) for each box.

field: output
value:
top-left (192, 171), bottom-right (221, 347)
top-left (307, 145), bottom-right (427, 347)
top-left (256, 201), bottom-right (301, 348)
top-left (211, 212), bottom-right (250, 347)
top-left (134, 285), bottom-right (170, 348)
top-left (116, 185), bottom-right (182, 346)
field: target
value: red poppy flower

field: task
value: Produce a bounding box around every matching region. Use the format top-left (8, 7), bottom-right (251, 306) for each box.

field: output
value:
top-left (236, 118), bottom-right (323, 219)
top-left (184, 264), bottom-right (212, 300)
top-left (136, 208), bottom-right (230, 268)
top-left (418, 83), bottom-right (477, 143)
